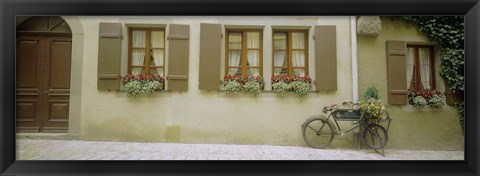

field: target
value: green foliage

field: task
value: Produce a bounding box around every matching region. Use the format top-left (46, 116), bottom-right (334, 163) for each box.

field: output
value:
top-left (427, 94), bottom-right (445, 109)
top-left (143, 81), bottom-right (162, 95)
top-left (272, 81), bottom-right (291, 97)
top-left (363, 87), bottom-right (380, 100)
top-left (440, 48), bottom-right (464, 92)
top-left (223, 80), bottom-right (242, 94)
top-left (458, 102), bottom-right (465, 133)
top-left (243, 78), bottom-right (263, 96)
top-left (412, 96), bottom-right (427, 109)
top-left (290, 81), bottom-right (312, 98)
top-left (396, 16), bottom-right (464, 49)
top-left (123, 80), bottom-right (143, 97)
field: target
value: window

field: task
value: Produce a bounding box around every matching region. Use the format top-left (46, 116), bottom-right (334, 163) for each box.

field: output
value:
top-left (406, 45), bottom-right (435, 90)
top-left (272, 30), bottom-right (308, 76)
top-left (128, 28), bottom-right (165, 76)
top-left (225, 30), bottom-right (263, 77)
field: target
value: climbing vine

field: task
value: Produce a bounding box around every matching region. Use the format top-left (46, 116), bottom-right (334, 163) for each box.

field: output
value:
top-left (394, 16), bottom-right (465, 132)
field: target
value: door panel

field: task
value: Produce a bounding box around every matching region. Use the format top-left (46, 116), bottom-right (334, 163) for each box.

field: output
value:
top-left (42, 37), bottom-right (71, 131)
top-left (16, 36), bottom-right (43, 132)
top-left (16, 34), bottom-right (71, 133)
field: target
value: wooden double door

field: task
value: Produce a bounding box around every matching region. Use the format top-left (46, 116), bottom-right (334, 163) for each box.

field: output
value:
top-left (16, 33), bottom-right (72, 132)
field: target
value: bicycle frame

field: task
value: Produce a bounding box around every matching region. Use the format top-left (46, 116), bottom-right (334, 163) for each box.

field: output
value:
top-left (324, 109), bottom-right (369, 135)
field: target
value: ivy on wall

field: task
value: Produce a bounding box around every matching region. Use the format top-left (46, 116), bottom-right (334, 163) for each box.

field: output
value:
top-left (393, 16), bottom-right (465, 132)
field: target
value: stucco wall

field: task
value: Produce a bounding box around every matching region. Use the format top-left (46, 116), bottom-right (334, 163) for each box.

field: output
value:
top-left (357, 17), bottom-right (463, 150)
top-left (73, 16), bottom-right (357, 148)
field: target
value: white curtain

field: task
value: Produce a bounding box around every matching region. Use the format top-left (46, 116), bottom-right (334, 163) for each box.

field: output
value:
top-left (407, 48), bottom-right (416, 89)
top-left (247, 32), bottom-right (260, 76)
top-left (132, 31), bottom-right (146, 69)
top-left (273, 33), bottom-right (286, 75)
top-left (292, 32), bottom-right (305, 76)
top-left (151, 31), bottom-right (164, 76)
top-left (419, 48), bottom-right (431, 90)
top-left (228, 33), bottom-right (242, 75)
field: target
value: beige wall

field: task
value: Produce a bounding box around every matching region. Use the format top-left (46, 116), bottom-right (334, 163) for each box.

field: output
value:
top-left (70, 16), bottom-right (357, 148)
top-left (357, 17), bottom-right (463, 150)
top-left (63, 16), bottom-right (463, 150)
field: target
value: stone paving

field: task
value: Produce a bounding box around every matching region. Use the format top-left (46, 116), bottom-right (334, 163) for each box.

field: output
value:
top-left (16, 139), bottom-right (464, 160)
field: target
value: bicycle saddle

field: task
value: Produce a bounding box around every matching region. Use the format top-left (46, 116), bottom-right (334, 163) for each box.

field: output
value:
top-left (323, 104), bottom-right (338, 112)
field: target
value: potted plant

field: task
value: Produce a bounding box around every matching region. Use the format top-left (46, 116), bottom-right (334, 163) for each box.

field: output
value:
top-left (222, 75), bottom-right (244, 94)
top-left (243, 75), bottom-right (264, 96)
top-left (271, 75), bottom-right (291, 96)
top-left (427, 94), bottom-right (445, 109)
top-left (122, 74), bottom-right (164, 97)
top-left (359, 87), bottom-right (386, 121)
top-left (290, 76), bottom-right (312, 98)
top-left (408, 89), bottom-right (445, 109)
top-left (412, 95), bottom-right (427, 108)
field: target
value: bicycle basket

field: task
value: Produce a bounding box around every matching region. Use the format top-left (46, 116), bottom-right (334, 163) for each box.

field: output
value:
top-left (333, 109), bottom-right (361, 121)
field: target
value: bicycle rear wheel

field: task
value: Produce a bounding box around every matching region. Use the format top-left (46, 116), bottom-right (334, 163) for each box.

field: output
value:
top-left (363, 123), bottom-right (388, 150)
top-left (302, 117), bottom-right (334, 149)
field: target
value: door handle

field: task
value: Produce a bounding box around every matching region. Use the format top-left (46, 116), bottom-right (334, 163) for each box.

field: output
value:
top-left (44, 91), bottom-right (48, 95)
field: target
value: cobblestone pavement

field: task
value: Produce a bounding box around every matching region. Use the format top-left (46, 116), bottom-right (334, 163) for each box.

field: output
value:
top-left (16, 139), bottom-right (464, 160)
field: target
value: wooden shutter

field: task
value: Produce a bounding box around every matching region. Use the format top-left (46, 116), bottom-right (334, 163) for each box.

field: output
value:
top-left (314, 25), bottom-right (337, 91)
top-left (386, 40), bottom-right (408, 105)
top-left (98, 23), bottom-right (122, 90)
top-left (199, 23), bottom-right (222, 90)
top-left (167, 24), bottom-right (190, 91)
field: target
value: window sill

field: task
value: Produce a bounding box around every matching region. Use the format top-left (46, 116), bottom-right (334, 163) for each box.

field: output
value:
top-left (401, 105), bottom-right (454, 112)
top-left (216, 90), bottom-right (320, 93)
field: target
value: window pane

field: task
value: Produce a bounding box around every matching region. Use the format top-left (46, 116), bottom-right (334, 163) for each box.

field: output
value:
top-left (273, 33), bottom-right (287, 50)
top-left (273, 51), bottom-right (287, 67)
top-left (150, 68), bottom-right (164, 77)
top-left (150, 49), bottom-right (164, 66)
top-left (274, 68), bottom-right (288, 76)
top-left (292, 32), bottom-right (305, 49)
top-left (407, 48), bottom-right (416, 89)
top-left (419, 48), bottom-right (431, 89)
top-left (131, 68), bottom-right (145, 75)
top-left (228, 68), bottom-right (242, 76)
top-left (247, 50), bottom-right (260, 66)
top-left (132, 31), bottom-right (146, 48)
top-left (228, 51), bottom-right (242, 67)
top-left (228, 33), bottom-right (242, 49)
top-left (293, 68), bottom-right (306, 76)
top-left (247, 68), bottom-right (260, 76)
top-left (246, 32), bottom-right (260, 49)
top-left (292, 51), bottom-right (305, 67)
top-left (132, 49), bottom-right (146, 66)
top-left (151, 31), bottom-right (164, 48)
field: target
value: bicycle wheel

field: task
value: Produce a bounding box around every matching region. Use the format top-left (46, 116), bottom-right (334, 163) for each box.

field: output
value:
top-left (302, 117), bottom-right (334, 149)
top-left (363, 123), bottom-right (388, 150)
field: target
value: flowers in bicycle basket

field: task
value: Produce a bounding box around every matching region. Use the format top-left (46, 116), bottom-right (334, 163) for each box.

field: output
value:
top-left (122, 74), bottom-right (164, 97)
top-left (222, 75), bottom-right (264, 96)
top-left (271, 75), bottom-right (312, 98)
top-left (360, 87), bottom-right (386, 121)
top-left (408, 89), bottom-right (445, 109)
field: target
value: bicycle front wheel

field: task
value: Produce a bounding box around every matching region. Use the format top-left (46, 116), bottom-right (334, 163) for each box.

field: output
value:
top-left (302, 117), bottom-right (334, 149)
top-left (363, 123), bottom-right (388, 150)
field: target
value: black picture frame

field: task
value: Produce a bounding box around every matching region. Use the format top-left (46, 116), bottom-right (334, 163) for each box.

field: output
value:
top-left (1, 0), bottom-right (479, 176)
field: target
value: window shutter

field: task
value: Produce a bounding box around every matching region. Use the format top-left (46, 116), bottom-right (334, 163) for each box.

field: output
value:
top-left (314, 25), bottom-right (337, 91)
top-left (386, 40), bottom-right (408, 105)
top-left (167, 24), bottom-right (190, 91)
top-left (98, 23), bottom-right (122, 90)
top-left (199, 23), bottom-right (222, 90)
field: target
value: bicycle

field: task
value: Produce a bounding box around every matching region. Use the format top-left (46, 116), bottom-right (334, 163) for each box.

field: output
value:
top-left (301, 101), bottom-right (391, 155)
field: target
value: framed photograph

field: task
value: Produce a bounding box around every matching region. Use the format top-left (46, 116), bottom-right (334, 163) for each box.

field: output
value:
top-left (1, 0), bottom-right (479, 175)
